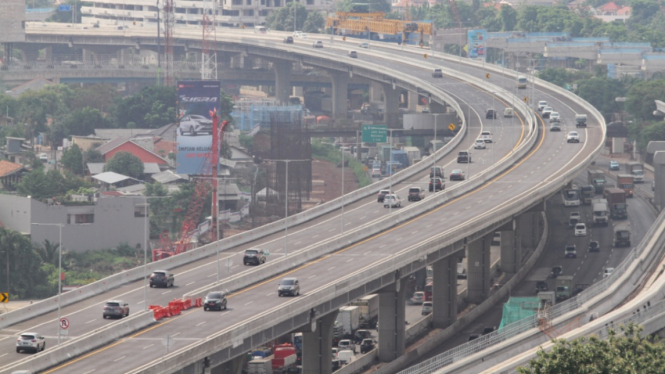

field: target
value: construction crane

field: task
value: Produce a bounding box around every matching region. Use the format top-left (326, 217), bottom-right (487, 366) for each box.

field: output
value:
top-left (202, 0), bottom-right (218, 80)
top-left (153, 115), bottom-right (230, 261)
top-left (162, 0), bottom-right (175, 86)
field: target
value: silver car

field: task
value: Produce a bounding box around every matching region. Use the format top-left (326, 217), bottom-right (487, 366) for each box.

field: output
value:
top-left (16, 332), bottom-right (46, 353)
top-left (179, 114), bottom-right (213, 136)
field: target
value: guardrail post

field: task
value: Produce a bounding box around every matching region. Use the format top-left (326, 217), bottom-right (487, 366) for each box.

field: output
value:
top-left (432, 256), bottom-right (459, 329)
top-left (378, 277), bottom-right (408, 362)
top-left (302, 310), bottom-right (338, 374)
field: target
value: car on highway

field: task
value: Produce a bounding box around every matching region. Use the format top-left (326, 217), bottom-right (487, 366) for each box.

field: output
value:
top-left (482, 327), bottom-right (496, 335)
top-left (569, 212), bottom-right (581, 228)
top-left (567, 131), bottom-right (580, 143)
top-left (474, 139), bottom-right (486, 149)
top-left (359, 42), bottom-right (370, 49)
top-left (149, 270), bottom-right (174, 288)
top-left (278, 277), bottom-right (300, 296)
top-left (15, 332), bottom-right (46, 353)
top-left (39, 153), bottom-right (48, 162)
top-left (360, 339), bottom-right (376, 353)
top-left (348, 50), bottom-right (358, 58)
top-left (377, 189), bottom-right (390, 202)
top-left (421, 301), bottom-right (433, 315)
top-left (542, 106), bottom-right (553, 118)
top-left (589, 241), bottom-right (600, 252)
top-left (103, 300), bottom-right (129, 319)
top-left (293, 31), bottom-right (307, 38)
top-left (432, 69), bottom-right (443, 78)
top-left (371, 168), bottom-right (382, 178)
top-left (538, 101), bottom-right (547, 111)
top-left (179, 114), bottom-right (212, 136)
top-left (337, 350), bottom-right (355, 365)
top-left (411, 291), bottom-right (425, 304)
top-left (550, 122), bottom-right (561, 132)
top-left (609, 160), bottom-right (620, 171)
top-left (549, 112), bottom-right (560, 122)
top-left (338, 339), bottom-right (356, 352)
top-left (243, 248), bottom-right (266, 265)
top-left (429, 178), bottom-right (444, 192)
top-left (574, 223), bottom-right (587, 236)
top-left (504, 107), bottom-right (514, 117)
top-left (203, 291), bottom-right (228, 311)
top-left (603, 267), bottom-right (615, 278)
top-left (535, 280), bottom-right (548, 293)
top-left (550, 266), bottom-right (563, 278)
top-left (449, 169), bottom-right (465, 181)
top-left (430, 166), bottom-right (443, 178)
top-left (283, 36), bottom-right (294, 44)
top-left (408, 187), bottom-right (425, 201)
top-left (565, 244), bottom-right (577, 258)
top-left (312, 40), bottom-right (323, 48)
top-left (383, 194), bottom-right (402, 208)
top-left (457, 151), bottom-right (471, 163)
top-left (485, 109), bottom-right (497, 119)
top-left (480, 131), bottom-right (493, 143)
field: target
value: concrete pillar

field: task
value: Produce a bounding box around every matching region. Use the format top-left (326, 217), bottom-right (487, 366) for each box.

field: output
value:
top-left (378, 277), bottom-right (407, 362)
top-left (273, 60), bottom-right (292, 105)
top-left (210, 355), bottom-right (246, 374)
top-left (293, 86), bottom-right (303, 97)
top-left (302, 311), bottom-right (338, 374)
top-left (467, 234), bottom-right (491, 304)
top-left (381, 83), bottom-right (400, 128)
top-left (500, 227), bottom-right (519, 274)
top-left (432, 256), bottom-right (458, 329)
top-left (44, 47), bottom-right (52, 63)
top-left (242, 55), bottom-right (252, 69)
top-left (407, 91), bottom-right (419, 111)
top-left (21, 46), bottom-right (40, 63)
top-left (330, 71), bottom-right (349, 120)
top-left (518, 212), bottom-right (536, 250)
top-left (82, 49), bottom-right (94, 64)
top-left (612, 137), bottom-right (624, 154)
top-left (653, 151), bottom-right (665, 208)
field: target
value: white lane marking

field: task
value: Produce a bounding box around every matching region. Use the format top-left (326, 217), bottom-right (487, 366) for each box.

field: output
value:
top-left (0, 353), bottom-right (7, 358)
top-left (245, 301), bottom-right (254, 306)
top-left (294, 241), bottom-right (301, 245)
top-left (232, 265), bottom-right (239, 269)
top-left (197, 321), bottom-right (207, 326)
top-left (266, 292), bottom-right (274, 296)
top-left (114, 356), bottom-right (126, 362)
top-left (85, 319), bottom-right (96, 324)
top-left (186, 282), bottom-right (195, 286)
top-left (83, 370), bottom-right (96, 374)
top-left (312, 235), bottom-right (319, 239)
top-left (328, 266), bottom-right (336, 271)
top-left (412, 231), bottom-right (419, 234)
top-left (162, 290), bottom-right (172, 295)
top-left (143, 344), bottom-right (154, 350)
top-left (329, 229), bottom-right (336, 232)
top-left (309, 275), bottom-right (317, 279)
top-left (426, 224), bottom-right (432, 228)
top-left (359, 216), bottom-right (366, 220)
top-left (346, 258), bottom-right (353, 262)
top-left (380, 244), bottom-right (386, 248)
top-left (207, 274), bottom-right (215, 278)
top-left (172, 332), bottom-right (180, 337)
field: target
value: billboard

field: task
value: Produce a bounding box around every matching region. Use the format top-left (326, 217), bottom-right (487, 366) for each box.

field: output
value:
top-left (176, 81), bottom-right (221, 175)
top-left (467, 29), bottom-right (487, 61)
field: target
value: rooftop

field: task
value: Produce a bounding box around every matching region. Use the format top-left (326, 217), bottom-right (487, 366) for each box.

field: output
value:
top-left (0, 160), bottom-right (24, 178)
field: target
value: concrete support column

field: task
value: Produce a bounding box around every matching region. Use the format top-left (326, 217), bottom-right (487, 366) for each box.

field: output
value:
top-left (273, 60), bottom-right (292, 105)
top-left (467, 234), bottom-right (491, 304)
top-left (612, 138), bottom-right (624, 154)
top-left (302, 311), bottom-right (338, 374)
top-left (44, 47), bottom-right (52, 63)
top-left (407, 91), bottom-right (419, 111)
top-left (210, 355), bottom-right (246, 374)
top-left (500, 227), bottom-right (519, 274)
top-left (369, 81), bottom-right (382, 102)
top-left (381, 83), bottom-right (400, 128)
top-left (82, 49), bottom-right (94, 64)
top-left (330, 71), bottom-right (349, 121)
top-left (432, 256), bottom-right (458, 329)
top-left (518, 212), bottom-right (536, 250)
top-left (378, 277), bottom-right (407, 362)
top-left (654, 151), bottom-right (665, 208)
top-left (293, 86), bottom-right (303, 97)
top-left (21, 46), bottom-right (40, 63)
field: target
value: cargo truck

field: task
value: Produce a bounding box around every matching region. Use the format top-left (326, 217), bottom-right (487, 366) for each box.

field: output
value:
top-left (349, 294), bottom-right (378, 328)
top-left (587, 169), bottom-right (606, 195)
top-left (338, 306), bottom-right (360, 335)
top-left (402, 146), bottom-right (421, 166)
top-left (248, 356), bottom-right (274, 374)
top-left (591, 198), bottom-right (609, 226)
top-left (606, 188), bottom-right (628, 219)
top-left (625, 162), bottom-right (644, 183)
top-left (272, 343), bottom-right (297, 371)
top-left (614, 225), bottom-right (631, 247)
top-left (581, 185), bottom-right (594, 204)
top-left (617, 175), bottom-right (634, 197)
top-left (555, 276), bottom-right (574, 301)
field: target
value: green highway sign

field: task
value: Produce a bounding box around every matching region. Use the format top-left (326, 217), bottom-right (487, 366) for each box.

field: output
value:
top-left (362, 125), bottom-right (387, 143)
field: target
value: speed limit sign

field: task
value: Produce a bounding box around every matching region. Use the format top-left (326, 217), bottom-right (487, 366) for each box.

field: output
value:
top-left (60, 318), bottom-right (70, 330)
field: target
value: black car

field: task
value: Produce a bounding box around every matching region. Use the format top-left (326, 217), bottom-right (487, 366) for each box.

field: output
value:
top-left (377, 189), bottom-right (390, 202)
top-left (429, 178), bottom-right (444, 192)
top-left (535, 280), bottom-right (548, 294)
top-left (432, 69), bottom-right (443, 78)
top-left (482, 327), bottom-right (495, 335)
top-left (243, 248), bottom-right (266, 265)
top-left (360, 339), bottom-right (376, 353)
top-left (485, 109), bottom-right (497, 119)
top-left (408, 187), bottom-right (425, 201)
top-left (550, 266), bottom-right (563, 278)
top-left (283, 36), bottom-right (294, 44)
top-left (278, 277), bottom-right (300, 297)
top-left (457, 151), bottom-right (471, 163)
top-left (149, 270), bottom-right (174, 288)
top-left (589, 241), bottom-right (600, 252)
top-left (203, 291), bottom-right (228, 311)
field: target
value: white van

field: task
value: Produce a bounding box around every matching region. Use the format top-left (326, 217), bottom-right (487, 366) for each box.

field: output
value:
top-left (337, 349), bottom-right (355, 364)
top-left (503, 107), bottom-right (514, 117)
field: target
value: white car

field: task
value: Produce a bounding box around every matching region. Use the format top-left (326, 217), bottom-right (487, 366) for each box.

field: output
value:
top-left (542, 106), bottom-right (553, 118)
top-left (411, 291), bottom-right (425, 304)
top-left (474, 139), bottom-right (486, 149)
top-left (480, 131), bottom-right (492, 143)
top-left (567, 131), bottom-right (580, 143)
top-left (39, 153), bottom-right (48, 162)
top-left (16, 332), bottom-right (46, 353)
top-left (383, 194), bottom-right (401, 208)
top-left (538, 101), bottom-right (548, 111)
top-left (603, 267), bottom-right (615, 278)
top-left (359, 42), bottom-right (370, 49)
top-left (312, 40), bottom-right (323, 48)
top-left (549, 112), bottom-right (561, 122)
top-left (293, 31), bottom-right (308, 38)
top-left (574, 223), bottom-right (587, 236)
top-left (338, 339), bottom-right (356, 352)
top-left (371, 168), bottom-right (381, 178)
top-left (421, 301), bottom-right (433, 315)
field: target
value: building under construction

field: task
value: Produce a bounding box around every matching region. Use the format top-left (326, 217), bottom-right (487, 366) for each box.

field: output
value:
top-left (251, 113), bottom-right (312, 226)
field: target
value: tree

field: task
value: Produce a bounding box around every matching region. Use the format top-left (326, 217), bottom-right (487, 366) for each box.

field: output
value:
top-left (69, 83), bottom-right (119, 113)
top-left (518, 324), bottom-right (665, 374)
top-left (34, 240), bottom-right (60, 266)
top-left (111, 86), bottom-right (176, 129)
top-left (61, 144), bottom-right (84, 175)
top-left (266, 2), bottom-right (308, 31)
top-left (302, 11), bottom-right (326, 33)
top-left (84, 149), bottom-right (104, 163)
top-left (499, 5), bottom-right (517, 31)
top-left (104, 151), bottom-right (144, 179)
top-left (17, 168), bottom-right (61, 200)
top-left (0, 227), bottom-right (47, 299)
top-left (626, 80), bottom-right (665, 123)
top-left (574, 77), bottom-right (626, 121)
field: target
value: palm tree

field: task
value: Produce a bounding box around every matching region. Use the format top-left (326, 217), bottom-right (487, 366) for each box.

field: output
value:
top-left (35, 240), bottom-right (60, 266)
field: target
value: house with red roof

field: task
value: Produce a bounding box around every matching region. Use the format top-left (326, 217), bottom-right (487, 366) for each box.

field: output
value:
top-left (594, 1), bottom-right (631, 22)
top-left (0, 160), bottom-right (25, 191)
top-left (96, 137), bottom-right (169, 167)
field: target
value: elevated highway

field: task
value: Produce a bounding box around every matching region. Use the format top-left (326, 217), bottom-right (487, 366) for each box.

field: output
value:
top-left (0, 25), bottom-right (605, 374)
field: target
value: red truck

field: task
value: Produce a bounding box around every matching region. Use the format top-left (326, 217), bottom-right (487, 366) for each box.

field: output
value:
top-left (616, 174), bottom-right (634, 198)
top-left (272, 343), bottom-right (297, 371)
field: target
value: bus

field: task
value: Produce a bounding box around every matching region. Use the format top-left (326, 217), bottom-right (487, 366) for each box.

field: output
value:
top-left (517, 75), bottom-right (528, 89)
top-left (424, 281), bottom-right (433, 301)
top-left (254, 25), bottom-right (267, 34)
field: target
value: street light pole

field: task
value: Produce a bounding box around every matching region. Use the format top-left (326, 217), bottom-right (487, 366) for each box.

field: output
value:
top-left (31, 223), bottom-right (64, 344)
top-left (268, 159), bottom-right (309, 258)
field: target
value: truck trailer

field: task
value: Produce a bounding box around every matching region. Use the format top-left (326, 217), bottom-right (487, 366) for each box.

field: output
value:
top-left (614, 225), bottom-right (631, 247)
top-left (587, 169), bottom-right (606, 195)
top-left (617, 174), bottom-right (634, 197)
top-left (625, 162), bottom-right (644, 183)
top-left (606, 187), bottom-right (628, 219)
top-left (591, 198), bottom-right (609, 226)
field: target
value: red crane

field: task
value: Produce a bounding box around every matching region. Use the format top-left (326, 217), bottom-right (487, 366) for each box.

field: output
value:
top-left (153, 114), bottom-right (229, 261)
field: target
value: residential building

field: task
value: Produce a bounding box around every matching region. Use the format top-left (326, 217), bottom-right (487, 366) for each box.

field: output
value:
top-left (1, 137), bottom-right (31, 164)
top-left (0, 194), bottom-right (146, 252)
top-left (96, 136), bottom-right (169, 166)
top-left (0, 160), bottom-right (25, 190)
top-left (71, 135), bottom-right (105, 152)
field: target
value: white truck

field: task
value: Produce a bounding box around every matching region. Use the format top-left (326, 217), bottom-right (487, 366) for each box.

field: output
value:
top-left (338, 306), bottom-right (360, 335)
top-left (247, 356), bottom-right (274, 374)
top-left (402, 146), bottom-right (421, 166)
top-left (349, 295), bottom-right (378, 327)
top-left (592, 198), bottom-right (609, 226)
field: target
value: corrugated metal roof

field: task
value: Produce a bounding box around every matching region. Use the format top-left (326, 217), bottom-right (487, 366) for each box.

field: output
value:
top-left (92, 171), bottom-right (132, 184)
top-left (151, 170), bottom-right (189, 184)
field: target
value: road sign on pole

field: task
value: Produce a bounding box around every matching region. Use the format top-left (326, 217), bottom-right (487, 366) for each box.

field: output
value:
top-left (0, 293), bottom-right (7, 303)
top-left (448, 123), bottom-right (457, 131)
top-left (60, 318), bottom-right (69, 330)
top-left (362, 125), bottom-right (387, 143)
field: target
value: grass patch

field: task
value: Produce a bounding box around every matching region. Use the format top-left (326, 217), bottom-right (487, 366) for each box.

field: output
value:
top-left (312, 140), bottom-right (371, 188)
